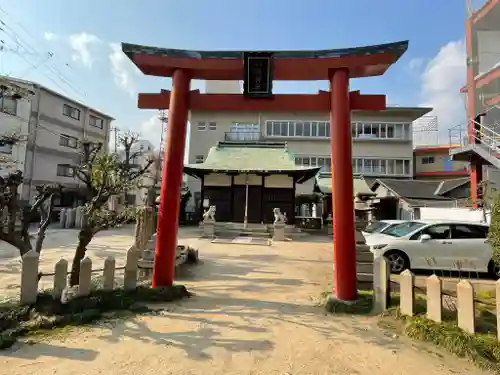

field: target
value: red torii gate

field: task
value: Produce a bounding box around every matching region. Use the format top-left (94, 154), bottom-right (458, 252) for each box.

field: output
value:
top-left (122, 41), bottom-right (409, 301)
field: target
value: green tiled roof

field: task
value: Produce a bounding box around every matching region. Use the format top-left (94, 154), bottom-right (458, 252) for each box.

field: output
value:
top-left (184, 141), bottom-right (320, 182)
top-left (315, 172), bottom-right (375, 197)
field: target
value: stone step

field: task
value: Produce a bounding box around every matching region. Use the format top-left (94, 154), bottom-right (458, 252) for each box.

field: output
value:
top-left (356, 272), bottom-right (374, 283)
top-left (356, 252), bottom-right (374, 262)
top-left (357, 262), bottom-right (374, 274)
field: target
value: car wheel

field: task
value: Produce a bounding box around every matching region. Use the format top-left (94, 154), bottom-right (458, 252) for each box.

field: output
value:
top-left (488, 260), bottom-right (500, 280)
top-left (384, 250), bottom-right (410, 274)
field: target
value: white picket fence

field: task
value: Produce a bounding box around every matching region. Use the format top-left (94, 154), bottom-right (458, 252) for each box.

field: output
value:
top-left (19, 246), bottom-right (141, 305)
top-left (374, 257), bottom-right (497, 335)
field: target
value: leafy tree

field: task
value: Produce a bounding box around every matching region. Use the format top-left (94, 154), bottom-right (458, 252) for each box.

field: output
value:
top-left (69, 139), bottom-right (152, 286)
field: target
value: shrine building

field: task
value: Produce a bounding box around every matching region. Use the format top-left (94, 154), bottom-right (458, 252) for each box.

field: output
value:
top-left (186, 93), bottom-right (432, 211)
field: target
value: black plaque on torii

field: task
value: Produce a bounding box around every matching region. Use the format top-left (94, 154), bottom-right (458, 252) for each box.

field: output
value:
top-left (243, 52), bottom-right (274, 98)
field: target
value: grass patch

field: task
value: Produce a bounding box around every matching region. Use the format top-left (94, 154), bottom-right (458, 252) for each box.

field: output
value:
top-left (323, 290), bottom-right (375, 315)
top-left (323, 288), bottom-right (500, 371)
top-left (384, 308), bottom-right (500, 373)
top-left (0, 283), bottom-right (191, 350)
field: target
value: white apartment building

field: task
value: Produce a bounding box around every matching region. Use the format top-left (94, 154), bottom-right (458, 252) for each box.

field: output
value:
top-left (117, 139), bottom-right (159, 205)
top-left (187, 105), bottom-right (433, 197)
top-left (0, 77), bottom-right (113, 203)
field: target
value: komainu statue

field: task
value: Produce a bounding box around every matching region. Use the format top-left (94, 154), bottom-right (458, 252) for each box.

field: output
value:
top-left (273, 208), bottom-right (285, 225)
top-left (203, 205), bottom-right (216, 222)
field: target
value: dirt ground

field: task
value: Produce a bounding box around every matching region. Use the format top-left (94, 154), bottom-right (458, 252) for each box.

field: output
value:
top-left (0, 228), bottom-right (490, 374)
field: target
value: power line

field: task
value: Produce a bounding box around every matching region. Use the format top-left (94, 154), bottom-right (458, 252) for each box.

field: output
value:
top-left (0, 9), bottom-right (86, 99)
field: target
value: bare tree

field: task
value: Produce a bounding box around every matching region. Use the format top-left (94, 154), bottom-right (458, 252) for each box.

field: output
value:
top-left (69, 140), bottom-right (153, 285)
top-left (0, 135), bottom-right (59, 256)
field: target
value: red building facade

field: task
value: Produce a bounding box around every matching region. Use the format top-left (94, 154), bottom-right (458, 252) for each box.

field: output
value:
top-left (458, 0), bottom-right (500, 205)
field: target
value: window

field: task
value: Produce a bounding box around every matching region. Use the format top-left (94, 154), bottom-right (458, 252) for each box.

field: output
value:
top-left (89, 115), bottom-right (103, 129)
top-left (195, 155), bottom-right (204, 163)
top-left (59, 134), bottom-right (78, 148)
top-left (415, 224), bottom-right (451, 240)
top-left (265, 121), bottom-right (330, 138)
top-left (422, 156), bottom-right (435, 164)
top-left (351, 158), bottom-right (411, 176)
top-left (295, 156), bottom-right (331, 171)
top-left (351, 122), bottom-right (411, 140)
top-left (63, 104), bottom-right (81, 120)
top-left (57, 164), bottom-right (74, 177)
top-left (208, 121), bottom-right (217, 131)
top-left (197, 121), bottom-right (206, 131)
top-left (228, 123), bottom-right (260, 140)
top-left (452, 224), bottom-right (488, 239)
top-left (0, 96), bottom-right (17, 115)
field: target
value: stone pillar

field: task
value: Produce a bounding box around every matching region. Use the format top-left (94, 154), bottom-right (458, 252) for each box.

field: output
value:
top-left (153, 69), bottom-right (190, 288)
top-left (273, 223), bottom-right (286, 241)
top-left (203, 219), bottom-right (216, 238)
top-left (59, 208), bottom-right (66, 228)
top-left (326, 214), bottom-right (333, 236)
top-left (65, 208), bottom-right (75, 228)
top-left (329, 68), bottom-right (357, 301)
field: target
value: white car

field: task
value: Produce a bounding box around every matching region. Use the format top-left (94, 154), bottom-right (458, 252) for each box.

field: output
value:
top-left (368, 220), bottom-right (497, 277)
top-left (362, 220), bottom-right (408, 239)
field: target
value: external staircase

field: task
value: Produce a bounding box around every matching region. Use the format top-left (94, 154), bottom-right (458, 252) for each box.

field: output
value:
top-left (450, 106), bottom-right (500, 169)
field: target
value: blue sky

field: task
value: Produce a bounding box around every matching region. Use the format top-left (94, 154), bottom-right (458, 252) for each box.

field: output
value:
top-left (0, 0), bottom-right (468, 146)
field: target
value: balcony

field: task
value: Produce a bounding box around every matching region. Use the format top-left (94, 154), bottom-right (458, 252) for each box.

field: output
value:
top-left (224, 131), bottom-right (262, 141)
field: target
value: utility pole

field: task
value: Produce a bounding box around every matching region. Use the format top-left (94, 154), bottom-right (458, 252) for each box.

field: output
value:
top-left (157, 110), bottom-right (168, 181)
top-left (110, 127), bottom-right (120, 153)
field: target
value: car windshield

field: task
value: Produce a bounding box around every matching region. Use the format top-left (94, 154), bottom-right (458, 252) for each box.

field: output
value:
top-left (380, 223), bottom-right (402, 234)
top-left (364, 221), bottom-right (389, 234)
top-left (383, 221), bottom-right (427, 237)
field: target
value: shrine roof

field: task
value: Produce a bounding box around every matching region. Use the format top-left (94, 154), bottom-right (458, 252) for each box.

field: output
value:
top-left (122, 40), bottom-right (409, 80)
top-left (315, 172), bottom-right (375, 197)
top-left (184, 141), bottom-right (320, 182)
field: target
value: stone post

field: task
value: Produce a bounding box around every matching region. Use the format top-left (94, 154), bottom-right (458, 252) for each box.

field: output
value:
top-left (20, 250), bottom-right (40, 304)
top-left (426, 275), bottom-right (442, 323)
top-left (399, 270), bottom-right (415, 316)
top-left (103, 257), bottom-right (116, 290)
top-left (78, 257), bottom-right (92, 296)
top-left (59, 208), bottom-right (67, 228)
top-left (326, 214), bottom-right (333, 236)
top-left (53, 259), bottom-right (68, 299)
top-left (74, 206), bottom-right (81, 229)
top-left (203, 220), bottom-right (215, 237)
top-left (457, 280), bottom-right (475, 334)
top-left (273, 223), bottom-right (286, 241)
top-left (372, 256), bottom-right (390, 313)
top-left (65, 208), bottom-right (75, 228)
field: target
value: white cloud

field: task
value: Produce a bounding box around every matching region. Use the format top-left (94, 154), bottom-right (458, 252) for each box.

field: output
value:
top-left (417, 40), bottom-right (467, 142)
top-left (109, 43), bottom-right (137, 96)
top-left (44, 32), bottom-right (55, 41)
top-left (140, 114), bottom-right (164, 146)
top-left (68, 32), bottom-right (100, 68)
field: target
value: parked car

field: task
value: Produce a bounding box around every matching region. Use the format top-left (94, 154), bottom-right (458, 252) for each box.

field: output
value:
top-left (367, 220), bottom-right (497, 277)
top-left (362, 220), bottom-right (408, 239)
